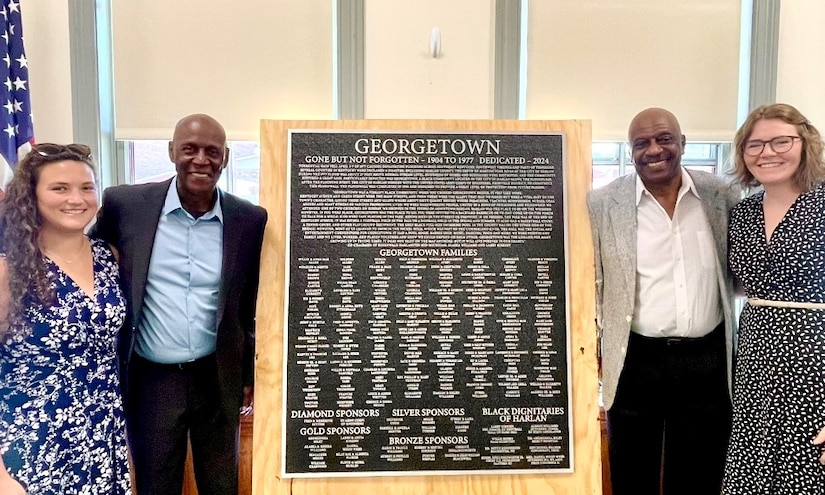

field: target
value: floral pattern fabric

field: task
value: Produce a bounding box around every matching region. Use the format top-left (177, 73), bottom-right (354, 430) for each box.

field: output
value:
top-left (0, 238), bottom-right (130, 494)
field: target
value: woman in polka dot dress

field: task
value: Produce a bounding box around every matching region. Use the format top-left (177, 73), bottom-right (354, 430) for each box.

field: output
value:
top-left (723, 103), bottom-right (825, 494)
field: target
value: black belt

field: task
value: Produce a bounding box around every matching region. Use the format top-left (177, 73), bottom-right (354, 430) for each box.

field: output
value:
top-left (132, 352), bottom-right (216, 371)
top-left (631, 322), bottom-right (724, 347)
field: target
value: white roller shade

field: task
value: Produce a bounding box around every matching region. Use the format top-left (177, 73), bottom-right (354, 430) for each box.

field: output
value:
top-left (112, 1), bottom-right (334, 141)
top-left (525, 1), bottom-right (741, 141)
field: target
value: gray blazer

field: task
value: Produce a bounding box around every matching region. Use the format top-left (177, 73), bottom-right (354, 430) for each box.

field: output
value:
top-left (587, 170), bottom-right (740, 410)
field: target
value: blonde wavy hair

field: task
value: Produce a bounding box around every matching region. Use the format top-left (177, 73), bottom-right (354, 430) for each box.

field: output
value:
top-left (731, 103), bottom-right (825, 192)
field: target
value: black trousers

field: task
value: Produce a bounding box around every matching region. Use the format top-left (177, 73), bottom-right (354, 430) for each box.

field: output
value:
top-left (606, 324), bottom-right (732, 495)
top-left (127, 353), bottom-right (239, 495)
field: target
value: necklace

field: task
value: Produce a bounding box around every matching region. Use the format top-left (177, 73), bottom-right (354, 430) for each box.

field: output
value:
top-left (43, 238), bottom-right (89, 264)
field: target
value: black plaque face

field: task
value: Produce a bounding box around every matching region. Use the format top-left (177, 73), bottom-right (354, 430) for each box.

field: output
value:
top-left (283, 131), bottom-right (571, 477)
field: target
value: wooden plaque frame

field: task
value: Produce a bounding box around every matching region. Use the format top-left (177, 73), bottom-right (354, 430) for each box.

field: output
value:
top-left (253, 119), bottom-right (598, 495)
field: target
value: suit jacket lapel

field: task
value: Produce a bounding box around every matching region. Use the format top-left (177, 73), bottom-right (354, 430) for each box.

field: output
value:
top-left (217, 190), bottom-right (238, 326)
top-left (131, 180), bottom-right (170, 323)
top-left (609, 176), bottom-right (638, 296)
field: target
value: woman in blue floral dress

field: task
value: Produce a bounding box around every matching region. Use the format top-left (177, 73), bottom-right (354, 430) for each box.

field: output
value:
top-left (0, 144), bottom-right (131, 494)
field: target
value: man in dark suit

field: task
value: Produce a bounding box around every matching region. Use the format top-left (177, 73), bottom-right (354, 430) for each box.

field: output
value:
top-left (93, 114), bottom-right (267, 495)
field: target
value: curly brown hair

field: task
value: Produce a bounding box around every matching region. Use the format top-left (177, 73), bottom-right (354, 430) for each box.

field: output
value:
top-left (731, 103), bottom-right (825, 192)
top-left (0, 144), bottom-right (96, 338)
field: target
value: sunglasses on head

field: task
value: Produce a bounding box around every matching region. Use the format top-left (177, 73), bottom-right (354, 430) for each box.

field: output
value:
top-left (33, 143), bottom-right (93, 160)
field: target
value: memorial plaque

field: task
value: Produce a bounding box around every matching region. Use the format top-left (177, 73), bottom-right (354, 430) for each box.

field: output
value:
top-left (282, 131), bottom-right (571, 477)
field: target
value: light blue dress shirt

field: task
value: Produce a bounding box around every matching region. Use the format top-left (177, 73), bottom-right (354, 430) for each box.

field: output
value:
top-left (135, 178), bottom-right (224, 364)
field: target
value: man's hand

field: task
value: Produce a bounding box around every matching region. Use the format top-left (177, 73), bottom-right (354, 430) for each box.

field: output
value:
top-left (240, 385), bottom-right (254, 417)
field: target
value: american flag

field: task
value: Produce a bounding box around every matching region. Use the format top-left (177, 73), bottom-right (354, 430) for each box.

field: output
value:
top-left (0, 0), bottom-right (33, 192)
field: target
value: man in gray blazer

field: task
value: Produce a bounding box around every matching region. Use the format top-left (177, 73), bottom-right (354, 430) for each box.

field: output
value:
top-left (587, 108), bottom-right (739, 495)
top-left (93, 114), bottom-right (267, 495)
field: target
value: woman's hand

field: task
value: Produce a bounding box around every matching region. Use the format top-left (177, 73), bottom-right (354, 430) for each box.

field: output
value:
top-left (812, 426), bottom-right (825, 464)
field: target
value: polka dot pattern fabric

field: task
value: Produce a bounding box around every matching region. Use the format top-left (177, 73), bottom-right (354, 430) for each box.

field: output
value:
top-left (723, 185), bottom-right (825, 495)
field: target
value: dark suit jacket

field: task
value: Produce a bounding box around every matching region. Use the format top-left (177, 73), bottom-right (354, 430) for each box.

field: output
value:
top-left (91, 178), bottom-right (267, 427)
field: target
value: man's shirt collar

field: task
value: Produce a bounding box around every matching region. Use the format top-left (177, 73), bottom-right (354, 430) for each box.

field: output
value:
top-left (163, 177), bottom-right (224, 222)
top-left (635, 167), bottom-right (700, 205)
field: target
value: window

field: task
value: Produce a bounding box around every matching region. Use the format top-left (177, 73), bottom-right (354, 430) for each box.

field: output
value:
top-left (591, 142), bottom-right (730, 189)
top-left (592, 142), bottom-right (627, 190)
top-left (120, 140), bottom-right (261, 205)
top-left (121, 139), bottom-right (728, 202)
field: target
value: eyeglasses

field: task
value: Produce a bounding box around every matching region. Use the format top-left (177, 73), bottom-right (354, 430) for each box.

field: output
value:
top-left (743, 136), bottom-right (801, 156)
top-left (33, 143), bottom-right (93, 160)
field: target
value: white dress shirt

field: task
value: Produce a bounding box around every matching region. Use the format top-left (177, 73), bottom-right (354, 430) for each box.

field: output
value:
top-left (632, 169), bottom-right (723, 338)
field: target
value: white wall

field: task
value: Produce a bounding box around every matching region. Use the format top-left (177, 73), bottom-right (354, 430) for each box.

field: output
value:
top-left (364, 0), bottom-right (495, 119)
top-left (20, 0), bottom-right (73, 143)
top-left (777, 0), bottom-right (825, 131)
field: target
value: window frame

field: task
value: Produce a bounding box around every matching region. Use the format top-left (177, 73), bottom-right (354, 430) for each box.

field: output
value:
top-left (118, 139), bottom-right (261, 205)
